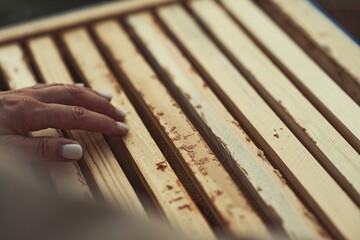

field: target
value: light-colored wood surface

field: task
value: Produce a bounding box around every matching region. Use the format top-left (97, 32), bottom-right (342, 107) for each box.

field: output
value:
top-left (94, 20), bottom-right (270, 238)
top-left (0, 44), bottom-right (37, 89)
top-left (32, 128), bottom-right (93, 200)
top-left (0, 44), bottom-right (92, 201)
top-left (256, 0), bottom-right (360, 103)
top-left (0, 0), bottom-right (179, 45)
top-left (157, 5), bottom-right (360, 239)
top-left (221, 0), bottom-right (360, 148)
top-left (62, 28), bottom-right (214, 239)
top-left (127, 12), bottom-right (327, 239)
top-left (28, 35), bottom-right (146, 216)
top-left (0, 0), bottom-right (358, 238)
top-left (69, 130), bottom-right (146, 215)
top-left (190, 0), bottom-right (360, 205)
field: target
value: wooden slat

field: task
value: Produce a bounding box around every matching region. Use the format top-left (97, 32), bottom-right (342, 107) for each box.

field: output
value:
top-left (28, 35), bottom-right (146, 216)
top-left (62, 28), bottom-right (214, 239)
top-left (69, 130), bottom-right (146, 214)
top-left (32, 129), bottom-right (93, 200)
top-left (255, 0), bottom-right (360, 104)
top-left (221, 0), bottom-right (360, 149)
top-left (0, 44), bottom-right (37, 89)
top-left (127, 12), bottom-right (328, 239)
top-left (0, 0), bottom-right (180, 45)
top-left (94, 20), bottom-right (270, 238)
top-left (157, 5), bottom-right (360, 239)
top-left (0, 44), bottom-right (92, 200)
top-left (190, 0), bottom-right (360, 206)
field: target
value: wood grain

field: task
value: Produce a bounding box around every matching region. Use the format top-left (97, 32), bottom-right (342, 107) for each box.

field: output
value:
top-left (255, 0), bottom-right (360, 104)
top-left (29, 36), bottom-right (147, 216)
top-left (0, 0), bottom-right (180, 45)
top-left (94, 20), bottom-right (270, 238)
top-left (221, 0), bottom-right (360, 149)
top-left (157, 5), bottom-right (360, 239)
top-left (127, 12), bottom-right (328, 239)
top-left (0, 43), bottom-right (92, 201)
top-left (62, 28), bottom-right (214, 239)
top-left (0, 0), bottom-right (358, 238)
top-left (32, 128), bottom-right (93, 200)
top-left (0, 44), bottom-right (37, 89)
top-left (190, 0), bottom-right (360, 206)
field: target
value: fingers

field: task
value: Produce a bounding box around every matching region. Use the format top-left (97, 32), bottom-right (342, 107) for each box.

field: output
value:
top-left (15, 83), bottom-right (126, 122)
top-left (25, 103), bottom-right (129, 136)
top-left (6, 135), bottom-right (84, 161)
top-left (0, 84), bottom-right (130, 162)
top-left (0, 84), bottom-right (129, 137)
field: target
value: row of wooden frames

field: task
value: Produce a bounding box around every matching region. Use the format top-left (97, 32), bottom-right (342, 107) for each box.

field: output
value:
top-left (0, 0), bottom-right (359, 239)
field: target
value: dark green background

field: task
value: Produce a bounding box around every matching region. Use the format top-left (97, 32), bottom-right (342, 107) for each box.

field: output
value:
top-left (0, 0), bottom-right (359, 40)
top-left (0, 0), bottom-right (109, 27)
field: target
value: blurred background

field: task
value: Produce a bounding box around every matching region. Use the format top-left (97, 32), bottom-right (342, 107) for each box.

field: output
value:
top-left (313, 0), bottom-right (360, 41)
top-left (0, 0), bottom-right (359, 41)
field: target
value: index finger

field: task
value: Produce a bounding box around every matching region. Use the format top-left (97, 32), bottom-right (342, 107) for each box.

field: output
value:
top-left (16, 84), bottom-right (126, 122)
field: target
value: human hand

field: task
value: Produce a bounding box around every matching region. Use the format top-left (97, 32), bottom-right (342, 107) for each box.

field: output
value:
top-left (0, 83), bottom-right (128, 161)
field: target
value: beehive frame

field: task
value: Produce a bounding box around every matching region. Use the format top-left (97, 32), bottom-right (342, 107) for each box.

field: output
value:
top-left (0, 0), bottom-right (359, 239)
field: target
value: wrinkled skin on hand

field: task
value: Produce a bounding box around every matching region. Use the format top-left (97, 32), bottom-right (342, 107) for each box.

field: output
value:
top-left (0, 83), bottom-right (128, 161)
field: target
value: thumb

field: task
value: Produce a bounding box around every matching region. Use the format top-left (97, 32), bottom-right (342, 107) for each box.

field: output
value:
top-left (5, 135), bottom-right (83, 162)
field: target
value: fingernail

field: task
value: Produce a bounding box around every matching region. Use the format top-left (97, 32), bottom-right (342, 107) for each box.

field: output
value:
top-left (61, 144), bottom-right (83, 160)
top-left (116, 121), bottom-right (129, 134)
top-left (99, 92), bottom-right (113, 101)
top-left (75, 83), bottom-right (85, 87)
top-left (116, 107), bottom-right (126, 118)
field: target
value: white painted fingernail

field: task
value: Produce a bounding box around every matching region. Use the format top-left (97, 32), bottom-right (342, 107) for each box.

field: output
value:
top-left (61, 144), bottom-right (83, 160)
top-left (116, 107), bottom-right (126, 118)
top-left (99, 92), bottom-right (113, 101)
top-left (116, 121), bottom-right (129, 133)
top-left (75, 83), bottom-right (85, 87)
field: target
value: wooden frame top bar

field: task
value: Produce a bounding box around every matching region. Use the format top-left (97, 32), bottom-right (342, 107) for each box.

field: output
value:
top-left (0, 0), bottom-right (179, 44)
top-left (265, 0), bottom-right (360, 84)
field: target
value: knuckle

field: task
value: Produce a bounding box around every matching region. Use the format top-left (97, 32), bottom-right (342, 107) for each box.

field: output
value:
top-left (66, 84), bottom-right (83, 96)
top-left (31, 83), bottom-right (64, 89)
top-left (65, 85), bottom-right (84, 103)
top-left (0, 95), bottom-right (39, 110)
top-left (36, 138), bottom-right (49, 157)
top-left (72, 106), bottom-right (87, 120)
top-left (20, 97), bottom-right (39, 109)
top-left (31, 83), bottom-right (47, 89)
top-left (9, 89), bottom-right (23, 95)
top-left (0, 95), bottom-right (13, 107)
top-left (47, 83), bottom-right (64, 88)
